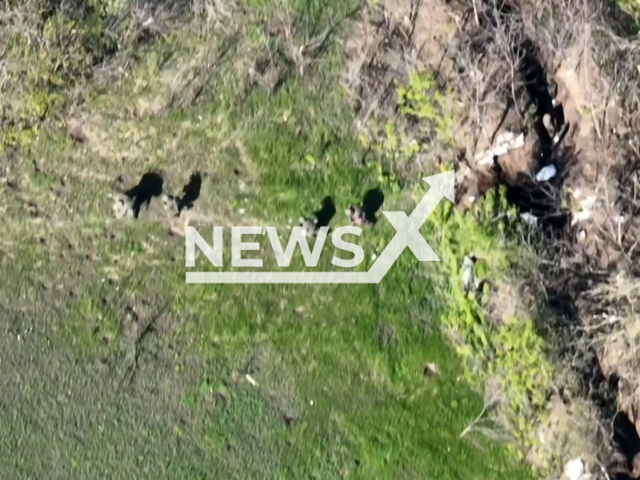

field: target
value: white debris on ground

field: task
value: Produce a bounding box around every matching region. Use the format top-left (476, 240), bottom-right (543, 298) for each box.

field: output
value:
top-left (535, 164), bottom-right (557, 182)
top-left (475, 130), bottom-right (526, 166)
top-left (571, 210), bottom-right (592, 225)
top-left (520, 212), bottom-right (538, 226)
top-left (245, 374), bottom-right (258, 387)
top-left (570, 189), bottom-right (597, 226)
top-left (562, 458), bottom-right (587, 480)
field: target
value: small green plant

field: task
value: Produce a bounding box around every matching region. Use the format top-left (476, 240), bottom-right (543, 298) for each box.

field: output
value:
top-left (363, 71), bottom-right (458, 168)
top-left (427, 184), bottom-right (553, 464)
top-left (616, 0), bottom-right (640, 20)
top-left (1, 3), bottom-right (120, 150)
top-left (368, 161), bottom-right (401, 194)
top-left (397, 71), bottom-right (457, 146)
top-left (364, 69), bottom-right (550, 466)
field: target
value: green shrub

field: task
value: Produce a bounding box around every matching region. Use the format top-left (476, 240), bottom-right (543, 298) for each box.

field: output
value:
top-left (0, 1), bottom-right (121, 150)
top-left (426, 184), bottom-right (553, 462)
top-left (386, 69), bottom-right (554, 467)
top-left (361, 71), bottom-right (458, 169)
top-left (397, 71), bottom-right (456, 146)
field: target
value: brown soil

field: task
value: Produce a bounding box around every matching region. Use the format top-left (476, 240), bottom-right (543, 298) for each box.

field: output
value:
top-left (412, 0), bottom-right (457, 70)
top-left (439, 1), bottom-right (640, 477)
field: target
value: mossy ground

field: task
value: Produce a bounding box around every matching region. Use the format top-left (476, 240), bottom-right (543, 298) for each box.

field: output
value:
top-left (0, 1), bottom-right (542, 478)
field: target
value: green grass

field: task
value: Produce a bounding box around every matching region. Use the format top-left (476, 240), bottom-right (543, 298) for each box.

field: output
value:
top-left (0, 1), bottom-right (539, 478)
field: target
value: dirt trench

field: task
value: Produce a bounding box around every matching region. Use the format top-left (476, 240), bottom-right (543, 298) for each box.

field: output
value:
top-left (448, 1), bottom-right (640, 478)
top-left (344, 0), bottom-right (640, 475)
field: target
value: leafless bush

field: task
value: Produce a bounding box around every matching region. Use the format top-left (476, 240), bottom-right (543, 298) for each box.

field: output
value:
top-left (449, 0), bottom-right (640, 475)
top-left (191, 0), bottom-right (237, 30)
top-left (278, 12), bottom-right (335, 77)
top-left (342, 0), bottom-right (422, 128)
top-left (458, 5), bottom-right (526, 112)
top-left (510, 1), bottom-right (640, 475)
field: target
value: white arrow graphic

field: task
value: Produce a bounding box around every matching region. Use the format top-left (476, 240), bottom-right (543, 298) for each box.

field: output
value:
top-left (186, 170), bottom-right (454, 284)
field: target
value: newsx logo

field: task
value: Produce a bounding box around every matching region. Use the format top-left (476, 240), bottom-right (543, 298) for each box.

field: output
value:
top-left (185, 170), bottom-right (454, 284)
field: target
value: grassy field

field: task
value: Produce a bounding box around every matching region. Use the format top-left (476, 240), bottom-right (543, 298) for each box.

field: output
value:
top-left (0, 1), bottom-right (538, 478)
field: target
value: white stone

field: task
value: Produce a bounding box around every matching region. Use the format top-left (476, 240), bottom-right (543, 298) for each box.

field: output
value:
top-left (535, 164), bottom-right (557, 182)
top-left (563, 458), bottom-right (584, 480)
top-left (520, 212), bottom-right (538, 226)
top-left (475, 131), bottom-right (525, 166)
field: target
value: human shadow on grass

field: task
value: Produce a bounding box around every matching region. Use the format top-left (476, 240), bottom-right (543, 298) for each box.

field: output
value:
top-left (124, 172), bottom-right (164, 219)
top-left (362, 188), bottom-right (384, 224)
top-left (162, 172), bottom-right (204, 217)
top-left (178, 172), bottom-right (202, 214)
top-left (299, 196), bottom-right (337, 237)
top-left (313, 196), bottom-right (337, 229)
